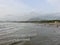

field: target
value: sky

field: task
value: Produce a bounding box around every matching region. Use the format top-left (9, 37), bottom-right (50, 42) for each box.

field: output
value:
top-left (0, 0), bottom-right (60, 20)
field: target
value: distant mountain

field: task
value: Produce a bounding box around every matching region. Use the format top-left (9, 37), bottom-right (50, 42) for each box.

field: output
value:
top-left (0, 13), bottom-right (60, 21)
top-left (29, 13), bottom-right (60, 21)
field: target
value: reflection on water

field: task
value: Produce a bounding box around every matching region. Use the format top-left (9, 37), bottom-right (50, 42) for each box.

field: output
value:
top-left (0, 23), bottom-right (60, 45)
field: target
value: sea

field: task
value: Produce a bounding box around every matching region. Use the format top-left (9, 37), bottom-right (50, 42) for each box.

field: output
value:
top-left (0, 23), bottom-right (60, 45)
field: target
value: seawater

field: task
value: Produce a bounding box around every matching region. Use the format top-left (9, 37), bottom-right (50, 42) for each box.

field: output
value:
top-left (0, 23), bottom-right (60, 45)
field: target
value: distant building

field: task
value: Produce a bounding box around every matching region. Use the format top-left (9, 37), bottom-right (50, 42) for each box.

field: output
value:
top-left (55, 21), bottom-right (59, 23)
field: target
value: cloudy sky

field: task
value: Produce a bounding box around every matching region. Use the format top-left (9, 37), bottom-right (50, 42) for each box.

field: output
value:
top-left (0, 0), bottom-right (60, 20)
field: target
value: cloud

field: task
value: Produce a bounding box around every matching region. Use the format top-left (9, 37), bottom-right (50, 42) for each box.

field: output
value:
top-left (47, 0), bottom-right (60, 12)
top-left (0, 0), bottom-right (32, 18)
top-left (47, 0), bottom-right (59, 3)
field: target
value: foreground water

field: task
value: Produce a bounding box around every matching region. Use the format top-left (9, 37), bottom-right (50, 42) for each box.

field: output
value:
top-left (0, 23), bottom-right (60, 45)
